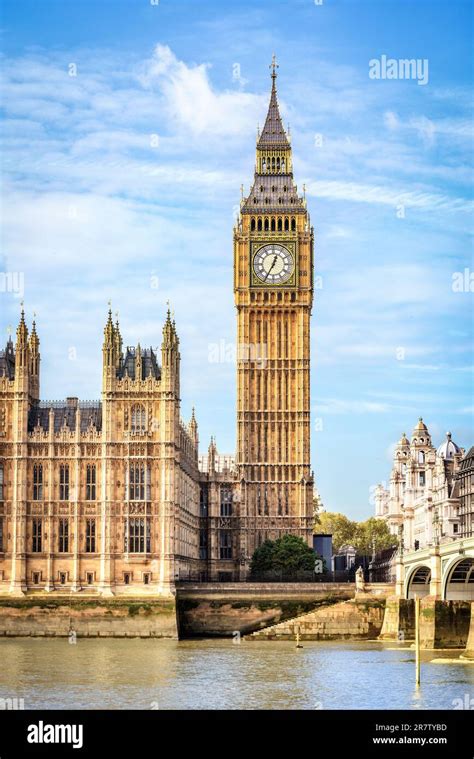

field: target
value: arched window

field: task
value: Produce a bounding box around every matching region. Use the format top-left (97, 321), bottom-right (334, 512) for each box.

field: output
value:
top-left (128, 463), bottom-right (151, 501)
top-left (277, 218), bottom-right (282, 231)
top-left (284, 218), bottom-right (289, 231)
top-left (251, 218), bottom-right (256, 231)
top-left (264, 218), bottom-right (269, 231)
top-left (291, 218), bottom-right (296, 231)
top-left (271, 218), bottom-right (276, 231)
top-left (276, 157), bottom-right (280, 171)
top-left (418, 451), bottom-right (425, 464)
top-left (281, 159), bottom-right (285, 172)
top-left (257, 218), bottom-right (262, 231)
top-left (131, 404), bottom-right (146, 434)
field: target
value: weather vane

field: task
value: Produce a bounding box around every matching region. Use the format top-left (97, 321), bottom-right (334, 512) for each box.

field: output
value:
top-left (270, 53), bottom-right (279, 79)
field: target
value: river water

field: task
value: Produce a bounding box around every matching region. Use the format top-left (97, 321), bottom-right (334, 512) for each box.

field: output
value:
top-left (0, 638), bottom-right (473, 710)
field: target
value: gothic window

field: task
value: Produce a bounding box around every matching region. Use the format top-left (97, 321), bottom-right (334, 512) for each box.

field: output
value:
top-left (277, 218), bottom-right (282, 231)
top-left (219, 530), bottom-right (232, 560)
top-left (32, 518), bottom-right (42, 552)
top-left (58, 518), bottom-right (69, 552)
top-left (33, 464), bottom-right (43, 501)
top-left (0, 463), bottom-right (3, 501)
top-left (199, 529), bottom-right (208, 560)
top-left (281, 160), bottom-right (286, 171)
top-left (131, 404), bottom-right (146, 434)
top-left (257, 218), bottom-right (262, 231)
top-left (86, 464), bottom-right (96, 500)
top-left (59, 465), bottom-right (69, 500)
top-left (85, 518), bottom-right (96, 553)
top-left (0, 517), bottom-right (4, 552)
top-left (291, 218), bottom-right (296, 231)
top-left (264, 218), bottom-right (269, 231)
top-left (125, 518), bottom-right (150, 553)
top-left (251, 218), bottom-right (256, 231)
top-left (200, 486), bottom-right (208, 517)
top-left (220, 487), bottom-right (233, 517)
top-left (128, 463), bottom-right (150, 500)
top-left (276, 157), bottom-right (280, 171)
top-left (271, 218), bottom-right (276, 231)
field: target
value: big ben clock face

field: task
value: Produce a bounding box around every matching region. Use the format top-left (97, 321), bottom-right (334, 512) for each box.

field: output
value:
top-left (253, 244), bottom-right (294, 285)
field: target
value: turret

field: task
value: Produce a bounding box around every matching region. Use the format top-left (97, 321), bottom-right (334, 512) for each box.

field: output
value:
top-left (208, 436), bottom-right (217, 474)
top-left (161, 309), bottom-right (180, 395)
top-left (114, 315), bottom-right (122, 371)
top-left (13, 308), bottom-right (29, 395)
top-left (189, 406), bottom-right (198, 446)
top-left (135, 343), bottom-right (142, 380)
top-left (102, 308), bottom-right (116, 390)
top-left (28, 319), bottom-right (40, 400)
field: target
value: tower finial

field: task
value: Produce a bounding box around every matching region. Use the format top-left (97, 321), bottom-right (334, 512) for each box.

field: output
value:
top-left (270, 53), bottom-right (279, 82)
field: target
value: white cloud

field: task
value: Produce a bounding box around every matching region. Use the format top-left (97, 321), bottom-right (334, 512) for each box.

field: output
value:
top-left (138, 44), bottom-right (265, 138)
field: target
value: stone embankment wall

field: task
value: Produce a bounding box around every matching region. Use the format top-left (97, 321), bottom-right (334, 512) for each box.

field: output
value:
top-left (0, 597), bottom-right (178, 638)
top-left (247, 596), bottom-right (386, 640)
top-left (176, 583), bottom-right (357, 637)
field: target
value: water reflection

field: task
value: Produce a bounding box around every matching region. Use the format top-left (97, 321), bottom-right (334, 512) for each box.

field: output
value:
top-left (0, 639), bottom-right (472, 710)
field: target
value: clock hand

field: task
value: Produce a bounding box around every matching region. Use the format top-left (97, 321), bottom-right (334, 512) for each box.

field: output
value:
top-left (263, 255), bottom-right (279, 281)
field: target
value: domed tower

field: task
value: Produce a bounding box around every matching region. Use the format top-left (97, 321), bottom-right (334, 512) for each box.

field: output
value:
top-left (436, 432), bottom-right (462, 462)
top-left (409, 417), bottom-right (435, 490)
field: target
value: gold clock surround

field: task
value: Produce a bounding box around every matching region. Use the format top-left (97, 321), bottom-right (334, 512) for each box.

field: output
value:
top-left (251, 241), bottom-right (297, 287)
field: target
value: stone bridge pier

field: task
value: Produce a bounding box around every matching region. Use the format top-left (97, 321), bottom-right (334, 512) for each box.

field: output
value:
top-left (381, 537), bottom-right (474, 654)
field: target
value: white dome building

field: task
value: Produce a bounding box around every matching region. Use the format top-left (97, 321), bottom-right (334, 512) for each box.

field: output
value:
top-left (437, 432), bottom-right (461, 460)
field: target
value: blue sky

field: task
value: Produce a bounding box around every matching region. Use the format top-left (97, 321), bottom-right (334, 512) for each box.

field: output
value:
top-left (1, 0), bottom-right (472, 520)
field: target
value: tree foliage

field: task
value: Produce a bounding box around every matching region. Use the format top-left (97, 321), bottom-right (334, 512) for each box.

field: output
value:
top-left (314, 512), bottom-right (397, 554)
top-left (250, 534), bottom-right (316, 575)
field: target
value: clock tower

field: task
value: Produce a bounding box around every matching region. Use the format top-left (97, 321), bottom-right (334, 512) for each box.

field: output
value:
top-left (234, 58), bottom-right (314, 566)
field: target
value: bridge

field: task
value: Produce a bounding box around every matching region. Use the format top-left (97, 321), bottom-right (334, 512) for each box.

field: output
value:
top-left (395, 537), bottom-right (474, 600)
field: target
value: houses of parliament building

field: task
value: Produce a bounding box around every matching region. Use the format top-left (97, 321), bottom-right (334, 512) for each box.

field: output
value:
top-left (0, 62), bottom-right (315, 595)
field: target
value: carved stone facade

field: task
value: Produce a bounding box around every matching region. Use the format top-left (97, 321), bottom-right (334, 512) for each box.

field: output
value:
top-left (374, 417), bottom-right (470, 550)
top-left (0, 64), bottom-right (316, 592)
top-left (233, 61), bottom-right (314, 559)
top-left (0, 309), bottom-right (200, 596)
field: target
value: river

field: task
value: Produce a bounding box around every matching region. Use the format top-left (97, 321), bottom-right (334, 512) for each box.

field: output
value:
top-left (0, 638), bottom-right (473, 710)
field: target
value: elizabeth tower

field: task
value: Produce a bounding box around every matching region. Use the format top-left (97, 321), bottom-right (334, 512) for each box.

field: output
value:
top-left (234, 59), bottom-right (314, 564)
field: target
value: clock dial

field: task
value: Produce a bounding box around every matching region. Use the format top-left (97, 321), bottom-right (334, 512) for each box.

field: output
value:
top-left (253, 244), bottom-right (294, 285)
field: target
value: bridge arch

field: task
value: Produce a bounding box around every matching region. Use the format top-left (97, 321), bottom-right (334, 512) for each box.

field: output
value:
top-left (405, 565), bottom-right (431, 599)
top-left (443, 557), bottom-right (474, 601)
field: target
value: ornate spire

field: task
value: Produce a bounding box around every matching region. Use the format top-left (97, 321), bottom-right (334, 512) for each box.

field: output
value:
top-left (104, 307), bottom-right (114, 343)
top-left (257, 55), bottom-right (290, 150)
top-left (16, 306), bottom-right (28, 346)
top-left (29, 318), bottom-right (39, 351)
top-left (162, 307), bottom-right (174, 346)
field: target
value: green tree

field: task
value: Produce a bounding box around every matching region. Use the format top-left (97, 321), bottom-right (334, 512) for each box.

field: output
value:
top-left (249, 539), bottom-right (275, 573)
top-left (250, 534), bottom-right (316, 575)
top-left (353, 517), bottom-right (398, 554)
top-left (314, 512), bottom-right (356, 552)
